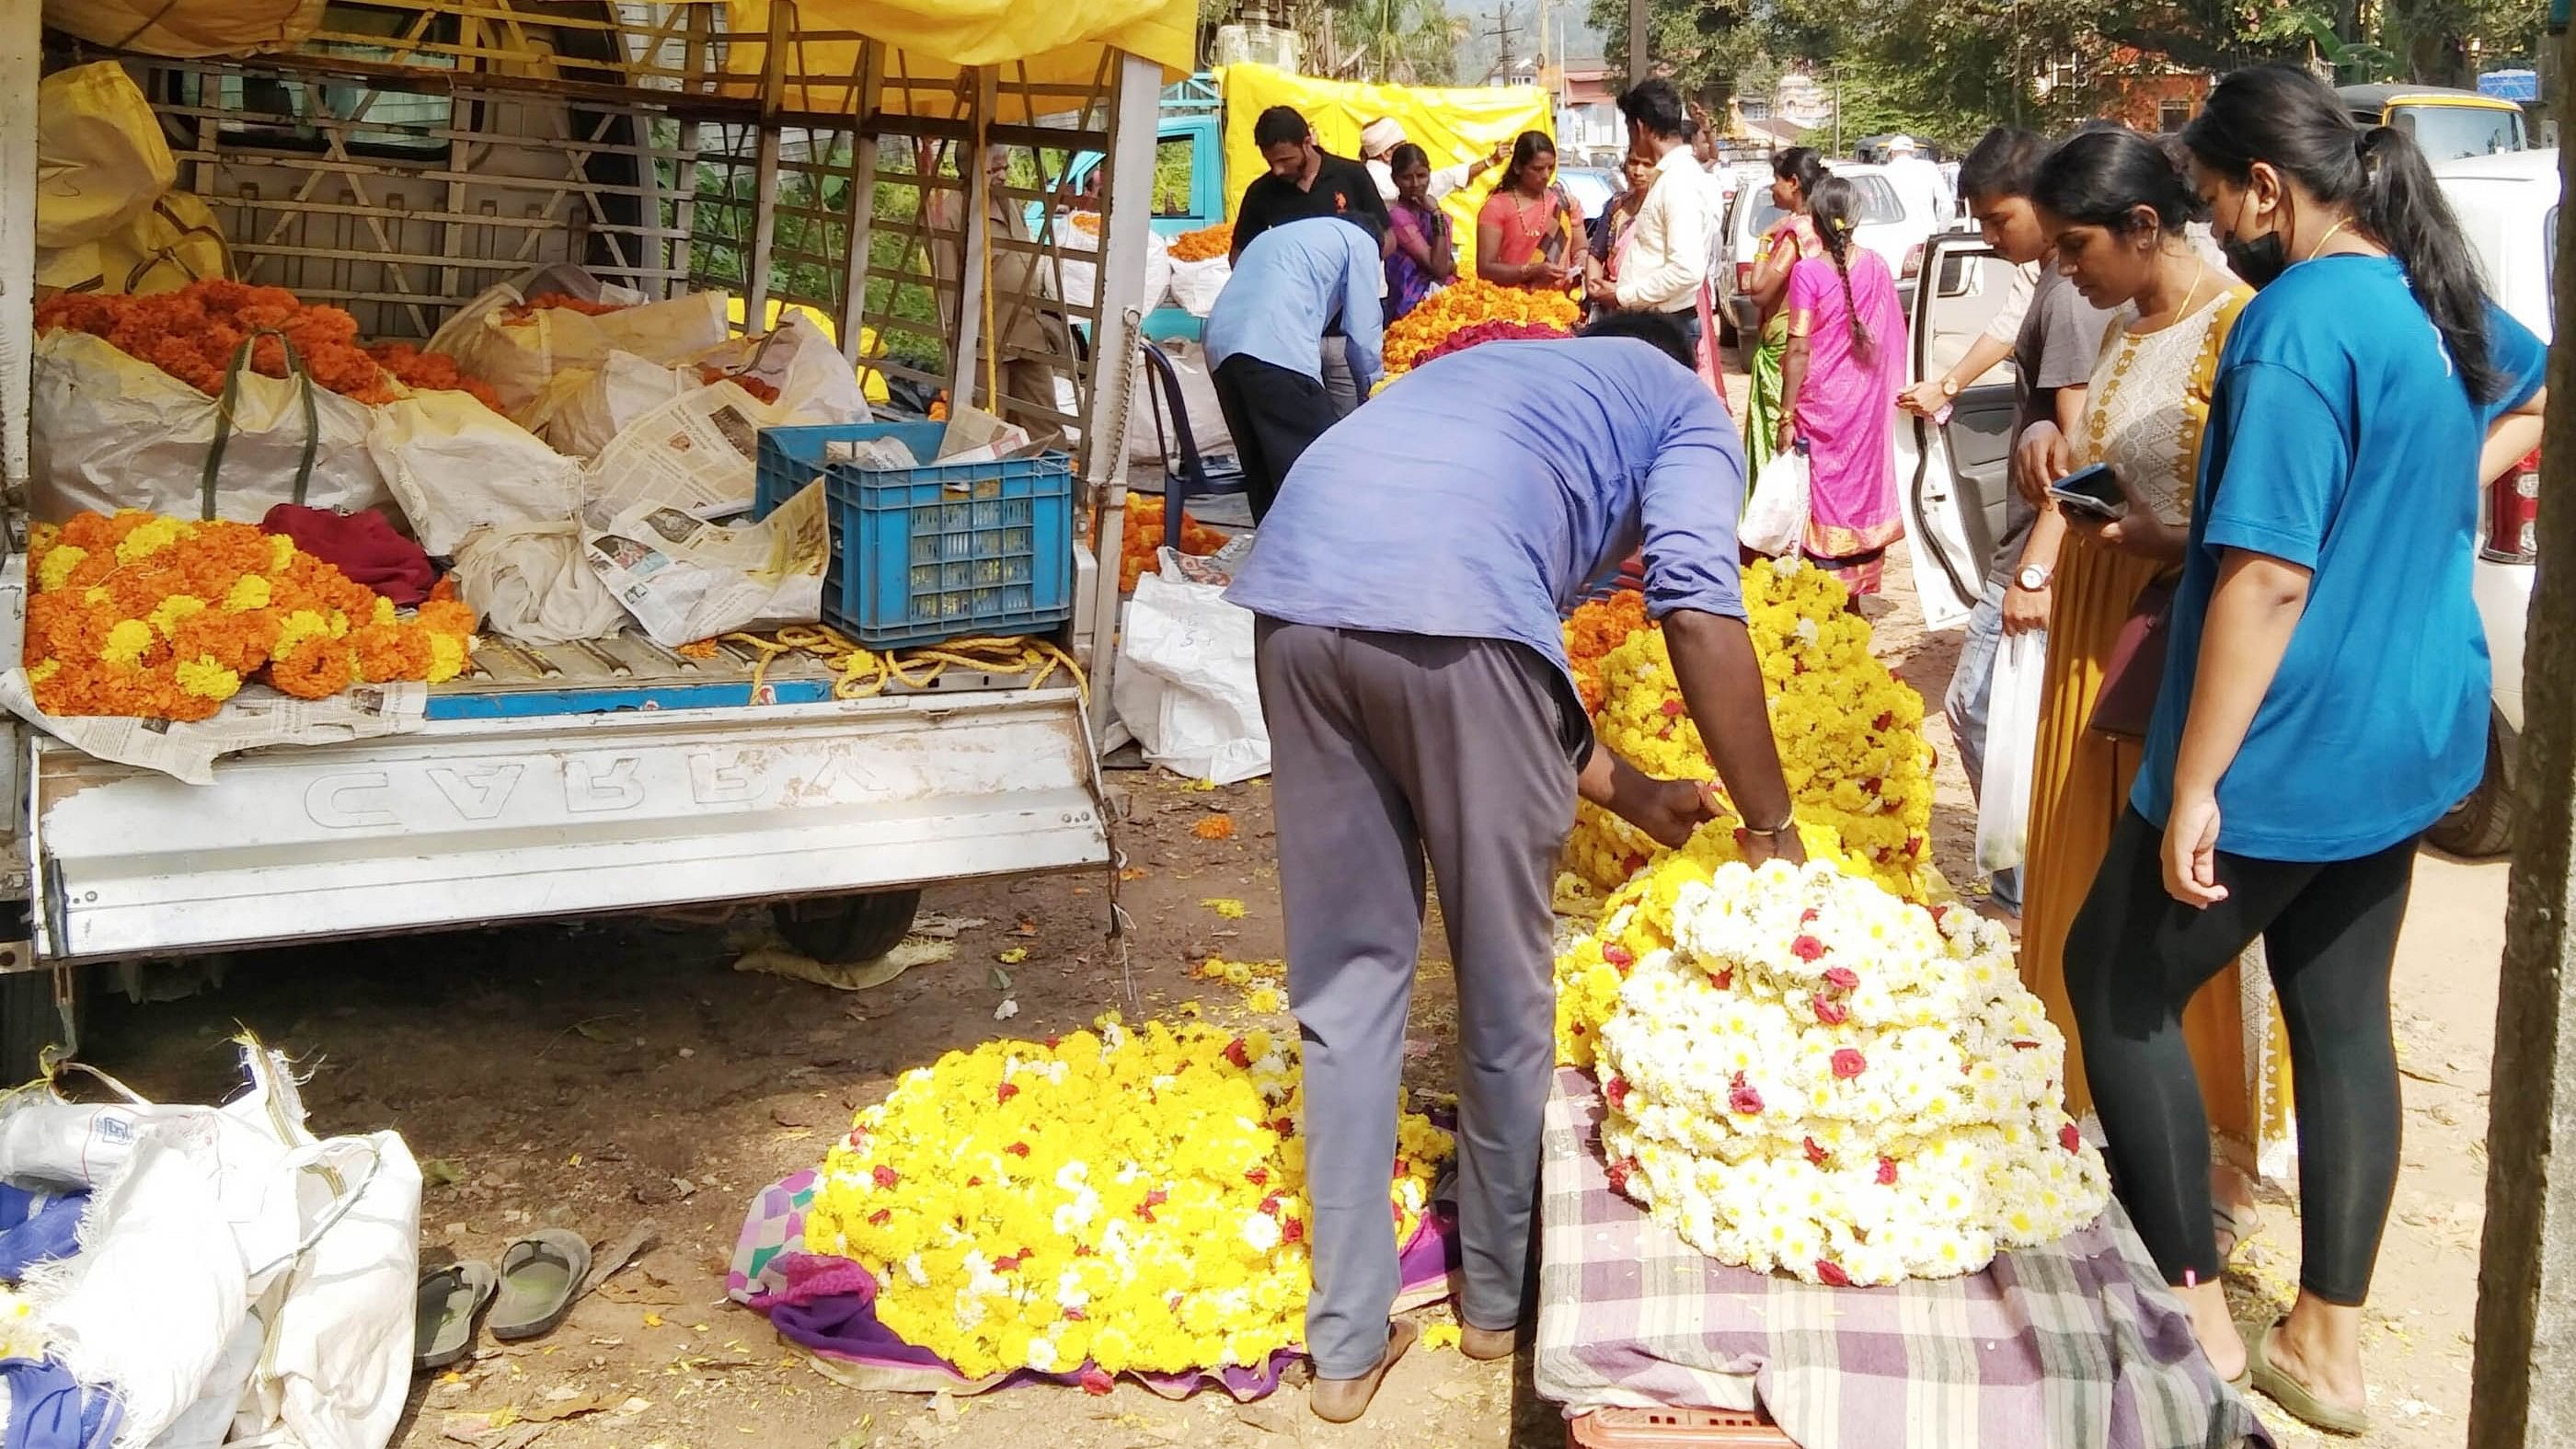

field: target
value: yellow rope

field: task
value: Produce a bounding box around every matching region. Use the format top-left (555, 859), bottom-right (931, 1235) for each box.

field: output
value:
top-left (718, 626), bottom-right (1087, 704)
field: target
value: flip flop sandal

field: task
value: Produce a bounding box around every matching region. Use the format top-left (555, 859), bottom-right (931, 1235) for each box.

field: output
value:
top-left (414, 1259), bottom-right (497, 1373)
top-left (2214, 1200), bottom-right (2260, 1261)
top-left (489, 1227), bottom-right (593, 1343)
top-left (2247, 1320), bottom-right (2369, 1436)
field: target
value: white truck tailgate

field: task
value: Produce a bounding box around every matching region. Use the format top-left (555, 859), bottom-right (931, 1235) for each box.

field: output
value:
top-left (28, 687), bottom-right (1107, 960)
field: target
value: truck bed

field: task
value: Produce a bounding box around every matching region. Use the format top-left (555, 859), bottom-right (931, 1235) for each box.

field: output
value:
top-left (28, 636), bottom-right (1110, 962)
top-left (436, 630), bottom-right (1075, 718)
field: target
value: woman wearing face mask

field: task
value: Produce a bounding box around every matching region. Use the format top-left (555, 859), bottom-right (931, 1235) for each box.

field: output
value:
top-left (1741, 146), bottom-right (1827, 474)
top-left (2057, 68), bottom-right (2547, 1434)
top-left (2014, 128), bottom-right (2268, 1271)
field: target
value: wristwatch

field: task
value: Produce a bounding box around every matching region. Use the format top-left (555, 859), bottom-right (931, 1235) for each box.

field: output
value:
top-left (1939, 374), bottom-right (1960, 398)
top-left (2014, 563), bottom-right (2053, 592)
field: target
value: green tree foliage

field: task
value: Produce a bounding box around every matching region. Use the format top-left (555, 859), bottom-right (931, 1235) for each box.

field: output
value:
top-left (1586, 0), bottom-right (2544, 152)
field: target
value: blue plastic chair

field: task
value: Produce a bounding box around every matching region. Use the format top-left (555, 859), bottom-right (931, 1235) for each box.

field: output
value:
top-left (1137, 341), bottom-right (1247, 551)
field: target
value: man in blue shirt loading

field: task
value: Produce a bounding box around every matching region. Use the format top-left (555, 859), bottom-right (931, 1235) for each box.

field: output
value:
top-left (1202, 215), bottom-right (1384, 521)
top-left (1226, 313), bottom-right (1804, 1421)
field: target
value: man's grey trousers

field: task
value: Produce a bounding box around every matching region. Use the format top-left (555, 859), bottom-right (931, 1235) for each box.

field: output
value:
top-left (1253, 619), bottom-right (1580, 1377)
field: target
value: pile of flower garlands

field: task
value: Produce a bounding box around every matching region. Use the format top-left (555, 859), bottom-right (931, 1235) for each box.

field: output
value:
top-left (1559, 558), bottom-right (1937, 903)
top-left (1381, 279), bottom-right (1580, 377)
top-left (804, 1014), bottom-right (1450, 1379)
top-left (1563, 589), bottom-right (1646, 713)
top-left (25, 512), bottom-right (477, 720)
top-left (1585, 859), bottom-right (2108, 1285)
top-left (1169, 224), bottom-right (1232, 262)
top-left (1119, 497), bottom-right (1229, 592)
top-left (36, 282), bottom-right (496, 411)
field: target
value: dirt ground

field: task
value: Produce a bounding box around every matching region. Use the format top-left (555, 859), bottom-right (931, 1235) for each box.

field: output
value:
top-left (71, 377), bottom-right (2505, 1447)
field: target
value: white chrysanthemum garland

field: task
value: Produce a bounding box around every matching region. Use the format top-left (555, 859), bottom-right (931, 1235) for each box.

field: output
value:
top-left (1593, 860), bottom-right (2110, 1286)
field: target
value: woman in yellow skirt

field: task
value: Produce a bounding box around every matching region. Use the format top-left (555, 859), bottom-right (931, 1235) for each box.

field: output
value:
top-left (2013, 129), bottom-right (2284, 1239)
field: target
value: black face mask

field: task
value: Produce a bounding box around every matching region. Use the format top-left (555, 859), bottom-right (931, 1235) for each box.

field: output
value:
top-left (2221, 231), bottom-right (2289, 290)
top-left (2219, 192), bottom-right (2289, 289)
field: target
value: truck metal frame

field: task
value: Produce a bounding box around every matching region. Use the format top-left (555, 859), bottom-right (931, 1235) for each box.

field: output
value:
top-left (0, 1), bottom-right (1164, 1065)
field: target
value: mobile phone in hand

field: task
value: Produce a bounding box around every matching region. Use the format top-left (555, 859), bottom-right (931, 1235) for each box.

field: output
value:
top-left (2046, 461), bottom-right (2126, 520)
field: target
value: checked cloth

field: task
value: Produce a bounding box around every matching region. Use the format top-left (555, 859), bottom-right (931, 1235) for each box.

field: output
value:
top-left (1537, 1068), bottom-right (2271, 1449)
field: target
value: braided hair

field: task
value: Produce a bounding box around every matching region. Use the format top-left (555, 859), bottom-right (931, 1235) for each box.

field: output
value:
top-left (1808, 175), bottom-right (1871, 362)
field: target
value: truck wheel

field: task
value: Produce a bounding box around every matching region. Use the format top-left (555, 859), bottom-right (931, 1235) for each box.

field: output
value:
top-left (772, 891), bottom-right (925, 966)
top-left (0, 968), bottom-right (79, 1086)
top-left (2429, 728), bottom-right (2514, 858)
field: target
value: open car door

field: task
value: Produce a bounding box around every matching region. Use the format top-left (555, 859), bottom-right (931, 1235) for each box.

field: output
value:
top-left (1895, 234), bottom-right (2024, 630)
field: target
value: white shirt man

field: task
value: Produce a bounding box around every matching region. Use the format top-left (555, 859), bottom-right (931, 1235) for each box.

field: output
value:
top-left (1881, 136), bottom-right (1956, 226)
top-left (1612, 145), bottom-right (1724, 316)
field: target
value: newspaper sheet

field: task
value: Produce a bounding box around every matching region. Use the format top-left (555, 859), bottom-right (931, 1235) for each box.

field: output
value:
top-left (581, 380), bottom-right (774, 519)
top-left (0, 674), bottom-right (430, 786)
top-left (581, 480), bottom-right (828, 648)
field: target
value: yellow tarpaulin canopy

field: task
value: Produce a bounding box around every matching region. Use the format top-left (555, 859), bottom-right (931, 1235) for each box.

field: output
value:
top-left (1216, 64), bottom-right (1556, 276)
top-left (719, 0), bottom-right (1194, 119)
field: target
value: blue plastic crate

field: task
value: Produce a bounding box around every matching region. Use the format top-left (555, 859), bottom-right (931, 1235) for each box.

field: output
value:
top-left (752, 420), bottom-right (1075, 649)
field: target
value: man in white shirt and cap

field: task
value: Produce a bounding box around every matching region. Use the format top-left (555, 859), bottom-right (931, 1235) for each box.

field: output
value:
top-left (1360, 118), bottom-right (1507, 206)
top-left (1880, 134), bottom-right (1957, 224)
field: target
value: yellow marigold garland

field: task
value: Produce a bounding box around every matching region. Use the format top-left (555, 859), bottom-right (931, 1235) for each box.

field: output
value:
top-left (24, 511), bottom-right (478, 720)
top-left (804, 1014), bottom-right (1451, 1380)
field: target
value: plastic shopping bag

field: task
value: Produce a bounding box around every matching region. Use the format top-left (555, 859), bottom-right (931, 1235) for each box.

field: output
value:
top-left (1973, 629), bottom-right (2048, 876)
top-left (1738, 443), bottom-right (1810, 558)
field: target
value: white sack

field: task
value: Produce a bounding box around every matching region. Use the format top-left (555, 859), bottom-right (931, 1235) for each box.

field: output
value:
top-left (5, 1043), bottom-right (415, 1449)
top-left (535, 311), bottom-right (870, 460)
top-left (1167, 255), bottom-right (1232, 318)
top-left (1054, 222), bottom-right (1171, 316)
top-left (1113, 569), bottom-right (1268, 785)
top-left (30, 329), bottom-right (392, 524)
top-left (434, 281), bottom-right (730, 420)
top-left (1126, 340), bottom-right (1233, 466)
top-left (452, 522), bottom-right (627, 645)
top-left (367, 388), bottom-right (585, 557)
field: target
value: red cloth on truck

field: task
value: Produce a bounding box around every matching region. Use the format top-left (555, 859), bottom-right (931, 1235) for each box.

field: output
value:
top-left (259, 504), bottom-right (435, 605)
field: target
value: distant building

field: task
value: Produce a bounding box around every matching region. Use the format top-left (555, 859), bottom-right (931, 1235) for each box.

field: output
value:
top-left (1553, 57), bottom-right (1624, 158)
top-left (1775, 70), bottom-right (1834, 132)
top-left (2099, 47), bottom-right (2211, 131)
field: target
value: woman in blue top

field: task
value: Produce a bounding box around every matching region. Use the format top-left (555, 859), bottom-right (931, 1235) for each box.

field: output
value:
top-left (2060, 66), bottom-right (2547, 1434)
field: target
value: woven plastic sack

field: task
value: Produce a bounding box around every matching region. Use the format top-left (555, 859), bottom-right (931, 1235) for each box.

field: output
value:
top-left (35, 63), bottom-right (177, 253)
top-left (37, 191), bottom-right (233, 297)
top-left (430, 274), bottom-right (730, 420)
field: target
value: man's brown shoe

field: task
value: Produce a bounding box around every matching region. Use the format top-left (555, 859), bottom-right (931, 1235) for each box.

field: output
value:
top-left (1309, 1320), bottom-right (1419, 1423)
top-left (1458, 1324), bottom-right (1516, 1362)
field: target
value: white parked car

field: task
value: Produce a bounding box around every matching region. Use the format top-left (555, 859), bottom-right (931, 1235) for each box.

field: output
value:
top-left (2432, 146), bottom-right (2553, 854)
top-left (1714, 162), bottom-right (1943, 347)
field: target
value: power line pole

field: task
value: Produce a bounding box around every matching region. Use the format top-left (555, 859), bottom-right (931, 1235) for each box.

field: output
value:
top-left (1485, 4), bottom-right (1519, 84)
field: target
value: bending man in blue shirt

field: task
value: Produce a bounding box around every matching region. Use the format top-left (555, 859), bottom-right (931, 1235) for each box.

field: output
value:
top-left (1226, 313), bottom-right (1803, 1422)
top-left (1202, 215), bottom-right (1384, 520)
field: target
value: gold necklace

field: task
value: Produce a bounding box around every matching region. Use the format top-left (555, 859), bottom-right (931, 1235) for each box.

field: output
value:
top-left (2133, 268), bottom-right (2207, 335)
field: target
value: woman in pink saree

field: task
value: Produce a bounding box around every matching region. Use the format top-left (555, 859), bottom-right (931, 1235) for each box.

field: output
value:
top-left (1772, 175), bottom-right (1907, 596)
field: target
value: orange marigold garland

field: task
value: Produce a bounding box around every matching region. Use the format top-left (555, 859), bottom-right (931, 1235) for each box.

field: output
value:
top-left (23, 512), bottom-right (480, 720)
top-left (1562, 591), bottom-right (1649, 713)
top-left (1168, 224), bottom-right (1232, 262)
top-left (36, 281), bottom-right (498, 413)
top-left (1119, 497), bottom-right (1228, 592)
top-left (500, 291), bottom-right (628, 323)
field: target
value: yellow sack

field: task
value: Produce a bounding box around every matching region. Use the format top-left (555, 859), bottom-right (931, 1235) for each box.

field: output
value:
top-left (1216, 64), bottom-right (1555, 278)
top-left (37, 62), bottom-right (178, 252)
top-left (41, 0), bottom-right (326, 57)
top-left (37, 192), bottom-right (233, 297)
